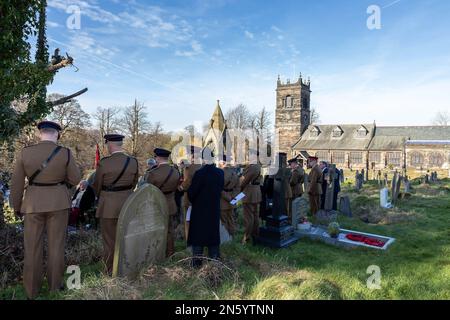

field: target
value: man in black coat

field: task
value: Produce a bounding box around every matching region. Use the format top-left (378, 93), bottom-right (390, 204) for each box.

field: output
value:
top-left (187, 148), bottom-right (224, 268)
top-left (319, 161), bottom-right (329, 210)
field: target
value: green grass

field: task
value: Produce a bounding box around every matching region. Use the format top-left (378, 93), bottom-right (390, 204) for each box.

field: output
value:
top-left (2, 179), bottom-right (450, 300)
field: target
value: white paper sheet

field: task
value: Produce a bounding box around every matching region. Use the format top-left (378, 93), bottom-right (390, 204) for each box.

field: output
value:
top-left (186, 206), bottom-right (192, 222)
top-left (230, 192), bottom-right (246, 205)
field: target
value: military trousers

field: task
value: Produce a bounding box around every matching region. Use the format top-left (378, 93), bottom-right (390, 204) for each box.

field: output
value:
top-left (100, 218), bottom-right (117, 275)
top-left (23, 210), bottom-right (68, 299)
top-left (309, 194), bottom-right (320, 216)
top-left (183, 205), bottom-right (190, 241)
top-left (220, 209), bottom-right (235, 236)
top-left (166, 215), bottom-right (175, 257)
top-left (242, 203), bottom-right (259, 243)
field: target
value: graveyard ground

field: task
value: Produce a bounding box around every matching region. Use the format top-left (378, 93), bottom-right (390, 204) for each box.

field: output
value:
top-left (1, 178), bottom-right (449, 300)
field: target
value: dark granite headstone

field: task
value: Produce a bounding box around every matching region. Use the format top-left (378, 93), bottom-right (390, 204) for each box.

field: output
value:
top-left (339, 196), bottom-right (352, 217)
top-left (257, 153), bottom-right (299, 248)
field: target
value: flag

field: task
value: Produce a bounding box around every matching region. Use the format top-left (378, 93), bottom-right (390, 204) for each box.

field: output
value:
top-left (94, 143), bottom-right (100, 169)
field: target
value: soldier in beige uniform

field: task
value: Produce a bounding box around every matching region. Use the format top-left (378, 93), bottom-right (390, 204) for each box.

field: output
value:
top-left (287, 158), bottom-right (305, 219)
top-left (178, 146), bottom-right (202, 240)
top-left (240, 156), bottom-right (262, 245)
top-left (93, 134), bottom-right (139, 274)
top-left (218, 155), bottom-right (239, 236)
top-left (10, 121), bottom-right (81, 299)
top-left (306, 156), bottom-right (322, 215)
top-left (145, 148), bottom-right (180, 257)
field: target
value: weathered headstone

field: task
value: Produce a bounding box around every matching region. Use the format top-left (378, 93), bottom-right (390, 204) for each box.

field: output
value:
top-left (324, 165), bottom-right (336, 211)
top-left (220, 221), bottom-right (232, 244)
top-left (112, 184), bottom-right (169, 278)
top-left (315, 209), bottom-right (338, 226)
top-left (355, 171), bottom-right (363, 191)
top-left (393, 175), bottom-right (402, 203)
top-left (361, 169), bottom-right (365, 182)
top-left (404, 177), bottom-right (411, 193)
top-left (291, 196), bottom-right (309, 228)
top-left (338, 196), bottom-right (352, 217)
top-left (391, 171), bottom-right (398, 201)
top-left (339, 169), bottom-right (344, 183)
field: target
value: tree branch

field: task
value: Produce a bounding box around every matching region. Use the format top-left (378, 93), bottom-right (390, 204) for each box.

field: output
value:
top-left (47, 57), bottom-right (74, 72)
top-left (48, 88), bottom-right (88, 107)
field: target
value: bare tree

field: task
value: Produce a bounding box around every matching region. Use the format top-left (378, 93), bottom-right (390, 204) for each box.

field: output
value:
top-left (225, 103), bottom-right (253, 129)
top-left (432, 111), bottom-right (449, 126)
top-left (254, 107), bottom-right (272, 134)
top-left (93, 106), bottom-right (121, 147)
top-left (311, 108), bottom-right (320, 124)
top-left (47, 93), bottom-right (91, 132)
top-left (124, 99), bottom-right (150, 156)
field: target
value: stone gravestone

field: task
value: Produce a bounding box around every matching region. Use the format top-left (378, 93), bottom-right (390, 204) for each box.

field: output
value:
top-left (338, 196), bottom-right (352, 217)
top-left (112, 184), bottom-right (169, 278)
top-left (324, 165), bottom-right (336, 211)
top-left (291, 196), bottom-right (309, 228)
top-left (257, 152), bottom-right (299, 248)
top-left (393, 175), bottom-right (402, 203)
top-left (361, 169), bottom-right (365, 182)
top-left (391, 171), bottom-right (398, 201)
top-left (339, 169), bottom-right (344, 183)
top-left (355, 171), bottom-right (363, 191)
top-left (220, 221), bottom-right (232, 244)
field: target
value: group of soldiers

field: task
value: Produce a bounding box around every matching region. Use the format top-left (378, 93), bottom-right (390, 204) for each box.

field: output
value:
top-left (9, 120), bottom-right (323, 299)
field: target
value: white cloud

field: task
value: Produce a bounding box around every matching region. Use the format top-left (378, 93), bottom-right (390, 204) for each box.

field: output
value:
top-left (48, 0), bottom-right (120, 24)
top-left (271, 25), bottom-right (282, 33)
top-left (244, 30), bottom-right (254, 39)
top-left (47, 21), bottom-right (60, 28)
top-left (175, 40), bottom-right (203, 57)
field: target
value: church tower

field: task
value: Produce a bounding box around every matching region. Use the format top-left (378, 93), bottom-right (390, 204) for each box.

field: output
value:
top-left (275, 74), bottom-right (311, 155)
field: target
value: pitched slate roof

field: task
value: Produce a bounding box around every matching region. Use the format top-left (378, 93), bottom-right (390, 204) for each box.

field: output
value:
top-left (292, 124), bottom-right (375, 151)
top-left (368, 126), bottom-right (450, 150)
top-left (293, 124), bottom-right (450, 152)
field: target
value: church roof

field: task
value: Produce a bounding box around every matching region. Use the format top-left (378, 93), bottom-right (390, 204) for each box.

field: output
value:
top-left (368, 126), bottom-right (450, 150)
top-left (292, 124), bottom-right (375, 151)
top-left (210, 100), bottom-right (226, 132)
top-left (293, 124), bottom-right (450, 151)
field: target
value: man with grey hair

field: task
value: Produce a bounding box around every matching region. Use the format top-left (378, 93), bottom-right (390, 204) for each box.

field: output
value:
top-left (70, 179), bottom-right (95, 227)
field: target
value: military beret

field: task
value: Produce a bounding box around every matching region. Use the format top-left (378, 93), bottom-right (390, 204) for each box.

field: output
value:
top-left (104, 134), bottom-right (125, 143)
top-left (154, 148), bottom-right (171, 157)
top-left (308, 156), bottom-right (318, 160)
top-left (288, 158), bottom-right (298, 164)
top-left (37, 120), bottom-right (62, 131)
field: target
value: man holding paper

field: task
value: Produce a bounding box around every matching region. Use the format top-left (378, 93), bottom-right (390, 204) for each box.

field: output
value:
top-left (239, 152), bottom-right (262, 245)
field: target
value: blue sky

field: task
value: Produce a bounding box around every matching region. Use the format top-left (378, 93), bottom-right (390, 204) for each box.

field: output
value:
top-left (46, 0), bottom-right (450, 131)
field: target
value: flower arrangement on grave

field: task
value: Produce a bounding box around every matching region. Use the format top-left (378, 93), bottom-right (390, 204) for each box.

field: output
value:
top-left (327, 222), bottom-right (340, 238)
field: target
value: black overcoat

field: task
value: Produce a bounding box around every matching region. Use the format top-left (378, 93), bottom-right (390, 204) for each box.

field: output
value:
top-left (187, 164), bottom-right (224, 247)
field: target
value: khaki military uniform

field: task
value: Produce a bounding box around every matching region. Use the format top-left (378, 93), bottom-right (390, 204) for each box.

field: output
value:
top-left (288, 167), bottom-right (305, 219)
top-left (307, 164), bottom-right (322, 215)
top-left (145, 163), bottom-right (180, 257)
top-left (240, 164), bottom-right (262, 243)
top-left (10, 140), bottom-right (81, 299)
top-left (179, 163), bottom-right (202, 240)
top-left (220, 166), bottom-right (239, 235)
top-left (93, 152), bottom-right (139, 273)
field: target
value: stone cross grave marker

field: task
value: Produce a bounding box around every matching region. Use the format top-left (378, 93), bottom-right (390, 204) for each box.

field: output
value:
top-left (112, 184), bottom-right (169, 278)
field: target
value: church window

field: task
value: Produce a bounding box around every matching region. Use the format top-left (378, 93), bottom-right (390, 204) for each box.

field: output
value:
top-left (387, 152), bottom-right (401, 166)
top-left (333, 152), bottom-right (345, 164)
top-left (429, 152), bottom-right (444, 167)
top-left (310, 126), bottom-right (320, 137)
top-left (332, 127), bottom-right (343, 138)
top-left (349, 152), bottom-right (363, 164)
top-left (316, 151), bottom-right (330, 162)
top-left (356, 126), bottom-right (368, 137)
top-left (369, 152), bottom-right (381, 162)
top-left (410, 152), bottom-right (424, 166)
top-left (285, 95), bottom-right (293, 108)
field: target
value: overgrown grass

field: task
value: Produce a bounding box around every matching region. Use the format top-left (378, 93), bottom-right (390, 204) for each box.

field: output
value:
top-left (1, 179), bottom-right (449, 300)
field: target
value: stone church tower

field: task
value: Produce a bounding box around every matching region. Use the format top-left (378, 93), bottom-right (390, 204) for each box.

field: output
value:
top-left (275, 74), bottom-right (311, 155)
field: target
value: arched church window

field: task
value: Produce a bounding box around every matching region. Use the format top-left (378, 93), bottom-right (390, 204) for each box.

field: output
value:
top-left (285, 95), bottom-right (293, 108)
top-left (429, 152), bottom-right (444, 167)
top-left (410, 152), bottom-right (424, 166)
